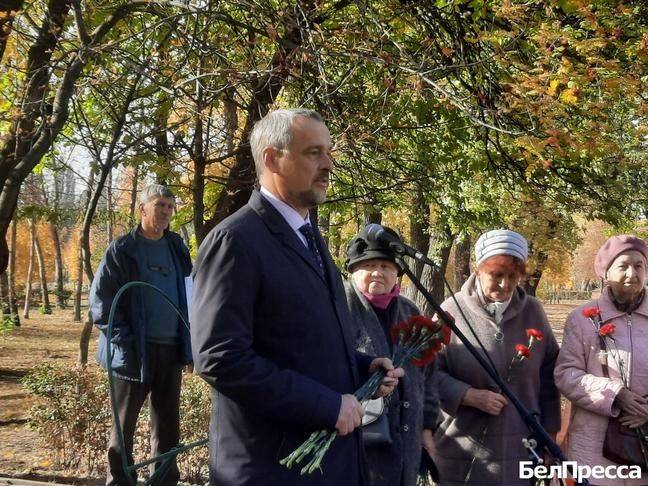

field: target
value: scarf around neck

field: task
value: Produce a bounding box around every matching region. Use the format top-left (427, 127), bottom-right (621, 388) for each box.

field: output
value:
top-left (610, 288), bottom-right (646, 314)
top-left (362, 284), bottom-right (401, 310)
top-left (475, 278), bottom-right (513, 324)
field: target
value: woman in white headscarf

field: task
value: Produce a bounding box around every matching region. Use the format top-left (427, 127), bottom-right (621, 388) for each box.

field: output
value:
top-left (427, 229), bottom-right (561, 485)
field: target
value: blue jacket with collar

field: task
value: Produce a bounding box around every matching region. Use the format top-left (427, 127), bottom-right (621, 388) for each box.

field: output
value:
top-left (89, 226), bottom-right (193, 383)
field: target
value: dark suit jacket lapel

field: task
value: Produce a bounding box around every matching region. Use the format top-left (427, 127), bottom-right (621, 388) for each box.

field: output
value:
top-left (249, 191), bottom-right (362, 386)
top-left (313, 224), bottom-right (363, 385)
top-left (248, 191), bottom-right (328, 285)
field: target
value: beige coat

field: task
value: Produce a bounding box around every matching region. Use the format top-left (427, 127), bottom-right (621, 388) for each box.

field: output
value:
top-left (430, 274), bottom-right (561, 485)
top-left (555, 287), bottom-right (648, 486)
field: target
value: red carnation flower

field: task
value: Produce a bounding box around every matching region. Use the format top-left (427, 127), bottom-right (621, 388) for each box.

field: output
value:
top-left (526, 328), bottom-right (544, 341)
top-left (411, 345), bottom-right (440, 367)
top-left (515, 344), bottom-right (531, 359)
top-left (409, 315), bottom-right (436, 332)
top-left (582, 307), bottom-right (600, 319)
top-left (441, 324), bottom-right (452, 346)
top-left (389, 322), bottom-right (410, 345)
top-left (598, 323), bottom-right (616, 337)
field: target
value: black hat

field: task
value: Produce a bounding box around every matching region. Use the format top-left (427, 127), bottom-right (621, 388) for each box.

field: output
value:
top-left (345, 225), bottom-right (403, 272)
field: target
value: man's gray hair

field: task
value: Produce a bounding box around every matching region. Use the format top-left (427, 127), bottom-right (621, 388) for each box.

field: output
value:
top-left (249, 108), bottom-right (323, 178)
top-left (139, 184), bottom-right (175, 205)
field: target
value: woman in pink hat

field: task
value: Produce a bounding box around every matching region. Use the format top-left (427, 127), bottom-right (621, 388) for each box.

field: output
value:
top-left (555, 235), bottom-right (648, 485)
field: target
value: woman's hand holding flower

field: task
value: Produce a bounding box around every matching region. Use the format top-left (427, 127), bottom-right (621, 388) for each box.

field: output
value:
top-left (369, 357), bottom-right (405, 398)
top-left (462, 388), bottom-right (508, 416)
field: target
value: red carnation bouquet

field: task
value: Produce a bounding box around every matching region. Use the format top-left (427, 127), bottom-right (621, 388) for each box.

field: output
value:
top-left (280, 314), bottom-right (451, 475)
top-left (507, 328), bottom-right (544, 378)
top-left (582, 305), bottom-right (626, 381)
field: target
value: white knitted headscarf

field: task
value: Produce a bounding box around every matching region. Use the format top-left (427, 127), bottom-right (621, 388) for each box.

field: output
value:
top-left (474, 229), bottom-right (528, 266)
top-left (474, 229), bottom-right (528, 323)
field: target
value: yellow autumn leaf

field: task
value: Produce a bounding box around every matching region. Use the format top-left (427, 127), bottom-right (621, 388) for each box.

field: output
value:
top-left (547, 79), bottom-right (560, 96)
top-left (560, 87), bottom-right (578, 104)
top-left (39, 459), bottom-right (53, 467)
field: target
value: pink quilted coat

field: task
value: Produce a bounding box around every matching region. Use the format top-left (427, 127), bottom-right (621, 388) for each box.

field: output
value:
top-left (554, 287), bottom-right (648, 486)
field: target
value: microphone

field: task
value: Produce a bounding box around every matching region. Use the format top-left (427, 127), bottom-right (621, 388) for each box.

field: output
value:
top-left (365, 224), bottom-right (437, 268)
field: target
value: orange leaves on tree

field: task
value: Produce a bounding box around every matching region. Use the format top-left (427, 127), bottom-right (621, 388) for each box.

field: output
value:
top-left (266, 25), bottom-right (278, 42)
top-left (441, 47), bottom-right (454, 58)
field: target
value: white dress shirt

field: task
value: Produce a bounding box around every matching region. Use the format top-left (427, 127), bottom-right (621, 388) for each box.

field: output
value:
top-left (259, 186), bottom-right (310, 247)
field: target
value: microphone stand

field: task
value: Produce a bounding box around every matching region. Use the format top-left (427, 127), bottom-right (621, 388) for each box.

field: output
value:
top-left (395, 252), bottom-right (588, 486)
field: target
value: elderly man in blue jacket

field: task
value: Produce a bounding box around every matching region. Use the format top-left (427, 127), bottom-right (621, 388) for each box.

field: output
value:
top-left (89, 184), bottom-right (192, 486)
top-left (191, 109), bottom-right (404, 486)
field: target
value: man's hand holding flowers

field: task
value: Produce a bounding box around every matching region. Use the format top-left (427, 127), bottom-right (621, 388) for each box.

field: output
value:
top-left (336, 395), bottom-right (364, 436)
top-left (281, 315), bottom-right (448, 475)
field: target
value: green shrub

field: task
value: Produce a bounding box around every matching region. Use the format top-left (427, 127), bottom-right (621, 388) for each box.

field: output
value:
top-left (22, 364), bottom-right (112, 473)
top-left (38, 303), bottom-right (53, 314)
top-left (22, 364), bottom-right (210, 482)
top-left (178, 375), bottom-right (211, 483)
top-left (52, 288), bottom-right (72, 308)
top-left (0, 313), bottom-right (15, 335)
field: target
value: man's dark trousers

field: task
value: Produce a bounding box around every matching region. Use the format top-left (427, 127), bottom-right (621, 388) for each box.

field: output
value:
top-left (106, 343), bottom-right (182, 486)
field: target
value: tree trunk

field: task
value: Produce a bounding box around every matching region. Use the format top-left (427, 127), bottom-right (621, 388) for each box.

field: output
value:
top-left (328, 215), bottom-right (343, 264)
top-left (129, 167), bottom-right (138, 226)
top-left (205, 21), bottom-right (310, 240)
top-left (0, 271), bottom-right (9, 320)
top-left (363, 208), bottom-right (382, 225)
top-left (0, 0), bottom-right (73, 274)
top-left (49, 222), bottom-right (65, 308)
top-left (33, 226), bottom-right (51, 313)
top-left (192, 93), bottom-right (208, 243)
top-left (73, 169), bottom-right (95, 323)
top-left (78, 164), bottom-right (113, 365)
top-left (522, 219), bottom-right (558, 296)
top-left (107, 168), bottom-right (113, 243)
top-left (413, 225), bottom-right (453, 316)
top-left (73, 244), bottom-right (83, 322)
top-left (523, 257), bottom-right (547, 297)
top-left (23, 220), bottom-right (36, 318)
top-left (78, 312), bottom-right (93, 366)
top-left (454, 236), bottom-right (472, 291)
top-left (403, 188), bottom-right (430, 301)
top-left (8, 218), bottom-right (19, 326)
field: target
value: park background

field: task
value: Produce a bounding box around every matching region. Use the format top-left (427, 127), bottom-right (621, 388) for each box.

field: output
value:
top-left (0, 0), bottom-right (646, 484)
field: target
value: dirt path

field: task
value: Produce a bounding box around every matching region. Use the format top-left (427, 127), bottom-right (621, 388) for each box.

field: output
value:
top-left (0, 309), bottom-right (101, 484)
top-left (0, 301), bottom-right (581, 483)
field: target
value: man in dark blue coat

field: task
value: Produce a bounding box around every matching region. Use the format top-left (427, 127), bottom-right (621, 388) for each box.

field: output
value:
top-left (190, 109), bottom-right (403, 486)
top-left (90, 184), bottom-right (193, 486)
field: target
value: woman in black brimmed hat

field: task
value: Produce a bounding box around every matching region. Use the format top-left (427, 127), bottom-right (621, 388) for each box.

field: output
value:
top-left (344, 225), bottom-right (438, 486)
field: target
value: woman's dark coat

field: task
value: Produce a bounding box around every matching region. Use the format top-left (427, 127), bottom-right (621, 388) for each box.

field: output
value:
top-left (345, 281), bottom-right (438, 486)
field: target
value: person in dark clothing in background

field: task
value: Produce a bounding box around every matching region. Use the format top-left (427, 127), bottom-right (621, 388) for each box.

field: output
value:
top-left (89, 184), bottom-right (192, 486)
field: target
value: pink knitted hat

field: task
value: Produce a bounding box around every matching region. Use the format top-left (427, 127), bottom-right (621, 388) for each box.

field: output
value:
top-left (594, 235), bottom-right (648, 278)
